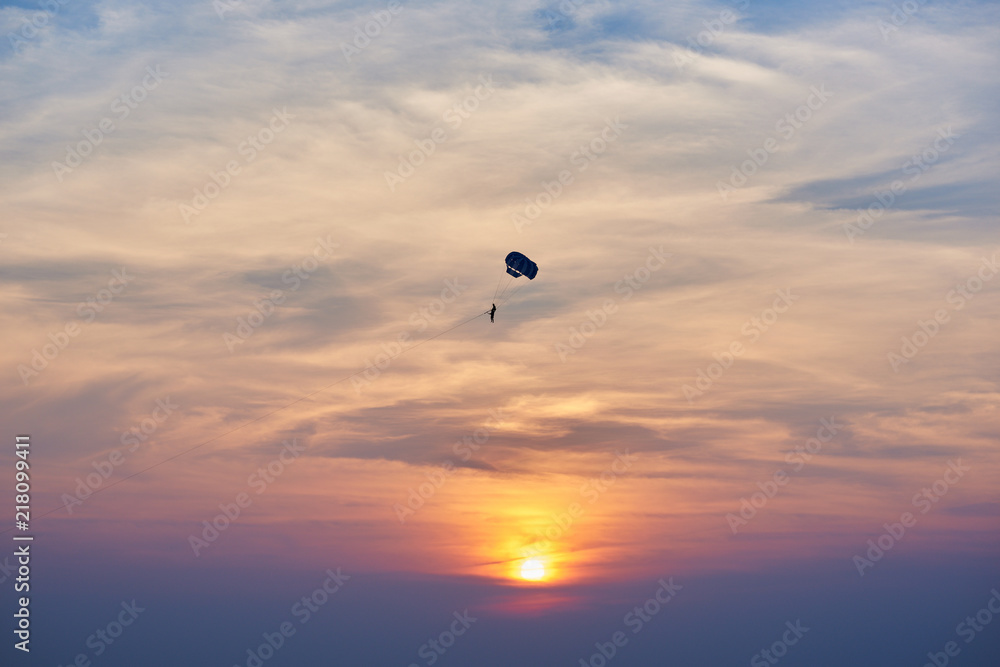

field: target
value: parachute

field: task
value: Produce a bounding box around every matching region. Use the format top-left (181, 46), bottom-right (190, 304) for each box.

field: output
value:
top-left (504, 252), bottom-right (538, 280)
top-left (493, 251), bottom-right (539, 307)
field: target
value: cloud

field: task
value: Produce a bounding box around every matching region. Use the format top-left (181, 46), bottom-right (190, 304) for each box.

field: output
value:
top-left (1, 0), bottom-right (997, 606)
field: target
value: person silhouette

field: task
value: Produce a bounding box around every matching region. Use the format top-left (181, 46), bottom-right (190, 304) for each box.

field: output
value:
top-left (489, 303), bottom-right (496, 323)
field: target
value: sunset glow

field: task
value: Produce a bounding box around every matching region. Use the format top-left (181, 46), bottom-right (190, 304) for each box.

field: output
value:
top-left (3, 0), bottom-right (999, 665)
top-left (520, 558), bottom-right (547, 582)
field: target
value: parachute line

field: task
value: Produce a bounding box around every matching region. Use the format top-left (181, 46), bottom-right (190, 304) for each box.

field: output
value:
top-left (495, 274), bottom-right (517, 304)
top-left (497, 283), bottom-right (525, 308)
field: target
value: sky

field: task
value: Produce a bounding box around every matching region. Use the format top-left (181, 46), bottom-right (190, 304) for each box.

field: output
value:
top-left (1, 0), bottom-right (999, 665)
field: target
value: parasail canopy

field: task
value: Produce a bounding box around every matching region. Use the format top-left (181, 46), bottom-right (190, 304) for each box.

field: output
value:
top-left (504, 252), bottom-right (538, 280)
top-left (494, 251), bottom-right (540, 307)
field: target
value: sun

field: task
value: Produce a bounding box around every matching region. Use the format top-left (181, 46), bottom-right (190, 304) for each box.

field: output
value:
top-left (520, 558), bottom-right (546, 581)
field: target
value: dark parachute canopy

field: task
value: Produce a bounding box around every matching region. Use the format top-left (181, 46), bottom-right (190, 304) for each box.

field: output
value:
top-left (504, 251), bottom-right (538, 280)
top-left (494, 251), bottom-right (539, 307)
